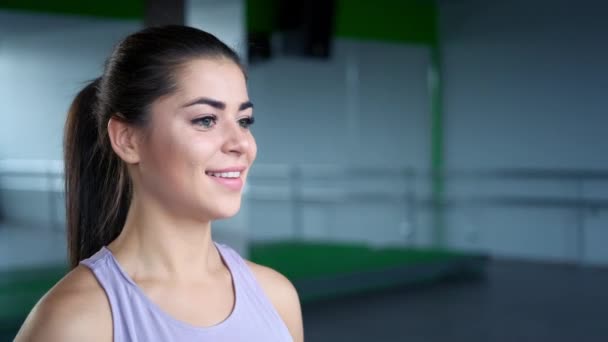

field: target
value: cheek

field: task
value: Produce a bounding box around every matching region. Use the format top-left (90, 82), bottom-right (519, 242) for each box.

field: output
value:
top-left (171, 133), bottom-right (218, 174)
top-left (139, 133), bottom-right (181, 183)
top-left (140, 128), bottom-right (198, 183)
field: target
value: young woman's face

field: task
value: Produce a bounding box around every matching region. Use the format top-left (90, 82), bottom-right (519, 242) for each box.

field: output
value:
top-left (136, 58), bottom-right (257, 221)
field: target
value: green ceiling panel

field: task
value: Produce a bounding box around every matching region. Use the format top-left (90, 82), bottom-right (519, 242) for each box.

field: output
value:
top-left (335, 0), bottom-right (438, 45)
top-left (246, 0), bottom-right (438, 45)
top-left (246, 0), bottom-right (277, 33)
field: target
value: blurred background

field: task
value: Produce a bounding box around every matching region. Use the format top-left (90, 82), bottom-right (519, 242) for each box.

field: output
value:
top-left (1, 0), bottom-right (607, 341)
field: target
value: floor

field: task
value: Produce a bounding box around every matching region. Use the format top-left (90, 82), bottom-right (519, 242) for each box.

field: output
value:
top-left (302, 259), bottom-right (608, 342)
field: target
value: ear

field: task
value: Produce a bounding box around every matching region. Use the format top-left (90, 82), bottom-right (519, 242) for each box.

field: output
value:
top-left (107, 116), bottom-right (141, 164)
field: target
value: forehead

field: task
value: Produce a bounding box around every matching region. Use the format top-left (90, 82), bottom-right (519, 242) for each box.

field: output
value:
top-left (174, 58), bottom-right (248, 103)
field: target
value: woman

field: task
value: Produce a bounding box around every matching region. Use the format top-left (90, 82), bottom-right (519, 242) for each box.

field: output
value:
top-left (15, 25), bottom-right (303, 341)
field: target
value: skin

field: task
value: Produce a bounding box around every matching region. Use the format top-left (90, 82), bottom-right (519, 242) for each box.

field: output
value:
top-left (15, 58), bottom-right (304, 342)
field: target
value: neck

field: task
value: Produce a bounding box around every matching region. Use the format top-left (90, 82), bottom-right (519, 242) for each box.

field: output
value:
top-left (107, 193), bottom-right (222, 282)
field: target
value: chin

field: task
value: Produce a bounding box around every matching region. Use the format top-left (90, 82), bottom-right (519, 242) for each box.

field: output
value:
top-left (207, 201), bottom-right (242, 220)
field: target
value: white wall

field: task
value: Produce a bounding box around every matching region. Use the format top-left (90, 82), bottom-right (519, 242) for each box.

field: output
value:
top-left (439, 0), bottom-right (608, 264)
top-left (186, 0), bottom-right (247, 58)
top-left (0, 10), bottom-right (141, 225)
top-left (0, 11), bottom-right (142, 160)
top-left (246, 39), bottom-right (433, 245)
top-left (0, 10), bottom-right (141, 267)
top-left (0, 3), bottom-right (248, 161)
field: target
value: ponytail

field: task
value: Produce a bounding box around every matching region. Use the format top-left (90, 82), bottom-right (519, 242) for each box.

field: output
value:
top-left (63, 79), bottom-right (131, 269)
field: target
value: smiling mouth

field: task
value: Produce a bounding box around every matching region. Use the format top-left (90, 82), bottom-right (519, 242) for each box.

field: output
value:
top-left (205, 170), bottom-right (245, 191)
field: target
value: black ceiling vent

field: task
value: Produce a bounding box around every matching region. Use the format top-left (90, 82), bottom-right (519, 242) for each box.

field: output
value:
top-left (277, 0), bottom-right (336, 59)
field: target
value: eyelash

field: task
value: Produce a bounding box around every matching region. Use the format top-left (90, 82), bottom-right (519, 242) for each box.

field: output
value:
top-left (239, 116), bottom-right (255, 129)
top-left (190, 115), bottom-right (255, 130)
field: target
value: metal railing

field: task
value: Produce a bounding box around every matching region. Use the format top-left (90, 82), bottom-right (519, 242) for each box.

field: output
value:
top-left (1, 160), bottom-right (607, 262)
top-left (249, 165), bottom-right (608, 264)
top-left (0, 159), bottom-right (64, 231)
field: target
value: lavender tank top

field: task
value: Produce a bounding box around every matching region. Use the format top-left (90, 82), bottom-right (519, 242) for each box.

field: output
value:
top-left (80, 242), bottom-right (293, 341)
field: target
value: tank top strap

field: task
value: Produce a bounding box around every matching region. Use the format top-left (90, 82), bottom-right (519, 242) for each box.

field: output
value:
top-left (79, 247), bottom-right (130, 340)
top-left (214, 242), bottom-right (259, 291)
top-left (214, 242), bottom-right (263, 293)
top-left (214, 242), bottom-right (292, 337)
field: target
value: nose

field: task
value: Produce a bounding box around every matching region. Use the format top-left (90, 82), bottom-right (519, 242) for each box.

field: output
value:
top-left (221, 120), bottom-right (251, 156)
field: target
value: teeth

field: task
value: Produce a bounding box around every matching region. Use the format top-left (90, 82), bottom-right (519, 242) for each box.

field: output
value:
top-left (208, 171), bottom-right (241, 178)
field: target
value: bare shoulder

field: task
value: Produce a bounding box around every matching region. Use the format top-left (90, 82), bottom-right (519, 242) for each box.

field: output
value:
top-left (14, 265), bottom-right (112, 342)
top-left (246, 260), bottom-right (304, 341)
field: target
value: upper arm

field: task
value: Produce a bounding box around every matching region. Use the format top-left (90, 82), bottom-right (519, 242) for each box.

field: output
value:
top-left (15, 296), bottom-right (90, 342)
top-left (247, 261), bottom-right (304, 342)
top-left (14, 266), bottom-right (112, 342)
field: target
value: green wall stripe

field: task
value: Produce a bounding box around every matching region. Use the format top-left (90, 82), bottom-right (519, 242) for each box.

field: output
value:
top-left (333, 0), bottom-right (447, 247)
top-left (430, 44), bottom-right (445, 247)
top-left (0, 0), bottom-right (144, 20)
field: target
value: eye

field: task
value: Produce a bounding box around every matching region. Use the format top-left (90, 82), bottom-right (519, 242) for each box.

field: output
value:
top-left (238, 116), bottom-right (255, 129)
top-left (191, 115), bottom-right (217, 129)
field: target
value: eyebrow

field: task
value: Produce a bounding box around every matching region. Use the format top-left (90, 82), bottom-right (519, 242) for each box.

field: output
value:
top-left (182, 97), bottom-right (254, 111)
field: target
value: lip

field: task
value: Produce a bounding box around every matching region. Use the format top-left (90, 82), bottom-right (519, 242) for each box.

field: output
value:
top-left (205, 166), bottom-right (247, 191)
top-left (205, 166), bottom-right (247, 173)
